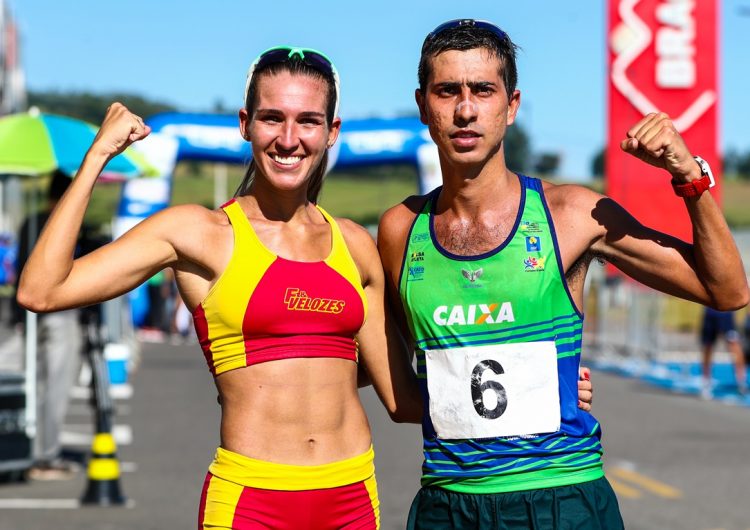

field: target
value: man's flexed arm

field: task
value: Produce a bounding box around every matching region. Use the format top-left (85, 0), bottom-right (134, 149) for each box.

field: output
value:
top-left (585, 113), bottom-right (748, 309)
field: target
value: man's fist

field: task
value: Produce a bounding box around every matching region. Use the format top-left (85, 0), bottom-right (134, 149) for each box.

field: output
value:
top-left (621, 112), bottom-right (701, 183)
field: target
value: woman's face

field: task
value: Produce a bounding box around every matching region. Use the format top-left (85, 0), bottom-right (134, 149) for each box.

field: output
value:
top-left (239, 70), bottom-right (340, 196)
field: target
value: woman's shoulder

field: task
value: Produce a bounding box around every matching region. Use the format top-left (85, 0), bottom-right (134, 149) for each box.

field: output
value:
top-left (333, 216), bottom-right (376, 251)
top-left (331, 216), bottom-right (380, 277)
top-left (155, 203), bottom-right (230, 228)
top-left (141, 203), bottom-right (233, 255)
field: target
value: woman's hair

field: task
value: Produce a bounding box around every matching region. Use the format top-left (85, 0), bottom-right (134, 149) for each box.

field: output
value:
top-left (234, 59), bottom-right (338, 203)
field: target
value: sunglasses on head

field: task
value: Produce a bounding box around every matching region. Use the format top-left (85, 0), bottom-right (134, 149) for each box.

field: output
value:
top-left (244, 46), bottom-right (341, 115)
top-left (425, 19), bottom-right (507, 42)
top-left (253, 47), bottom-right (336, 78)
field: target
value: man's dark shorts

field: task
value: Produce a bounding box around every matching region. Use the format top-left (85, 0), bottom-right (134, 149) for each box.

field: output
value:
top-left (701, 309), bottom-right (739, 345)
top-left (406, 477), bottom-right (624, 530)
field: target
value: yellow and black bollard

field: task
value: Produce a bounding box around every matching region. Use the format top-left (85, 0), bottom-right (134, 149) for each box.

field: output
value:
top-left (79, 305), bottom-right (127, 506)
top-left (81, 432), bottom-right (125, 505)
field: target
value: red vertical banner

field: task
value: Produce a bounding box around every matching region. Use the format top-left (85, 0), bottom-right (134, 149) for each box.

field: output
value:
top-left (607, 0), bottom-right (720, 242)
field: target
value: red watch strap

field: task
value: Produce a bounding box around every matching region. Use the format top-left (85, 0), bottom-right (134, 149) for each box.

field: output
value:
top-left (671, 174), bottom-right (712, 198)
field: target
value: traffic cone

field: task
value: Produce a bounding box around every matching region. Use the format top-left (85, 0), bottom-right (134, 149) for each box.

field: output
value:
top-left (80, 432), bottom-right (126, 506)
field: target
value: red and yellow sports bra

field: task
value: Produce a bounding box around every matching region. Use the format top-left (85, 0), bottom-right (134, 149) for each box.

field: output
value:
top-left (193, 199), bottom-right (368, 376)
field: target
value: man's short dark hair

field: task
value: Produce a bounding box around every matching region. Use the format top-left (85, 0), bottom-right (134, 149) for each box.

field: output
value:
top-left (418, 23), bottom-right (519, 99)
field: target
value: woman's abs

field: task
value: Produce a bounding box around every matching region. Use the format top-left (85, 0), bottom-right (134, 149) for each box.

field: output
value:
top-left (215, 358), bottom-right (371, 465)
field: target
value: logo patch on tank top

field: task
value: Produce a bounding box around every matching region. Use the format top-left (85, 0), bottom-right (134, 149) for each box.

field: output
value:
top-left (411, 232), bottom-right (429, 243)
top-left (520, 220), bottom-right (543, 233)
top-left (523, 256), bottom-right (546, 272)
top-left (408, 265), bottom-right (425, 281)
top-left (460, 267), bottom-right (484, 288)
top-left (525, 236), bottom-right (541, 252)
top-left (432, 302), bottom-right (515, 326)
top-left (283, 288), bottom-right (345, 314)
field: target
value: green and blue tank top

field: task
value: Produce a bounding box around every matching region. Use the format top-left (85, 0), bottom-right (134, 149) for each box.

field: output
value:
top-left (398, 175), bottom-right (604, 494)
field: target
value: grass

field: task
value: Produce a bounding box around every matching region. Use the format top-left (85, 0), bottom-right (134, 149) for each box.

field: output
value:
top-left (661, 296), bottom-right (708, 333)
top-left (76, 162), bottom-right (419, 229)
top-left (722, 178), bottom-right (750, 228)
top-left (318, 165), bottom-right (418, 226)
top-left (58, 164), bottom-right (750, 232)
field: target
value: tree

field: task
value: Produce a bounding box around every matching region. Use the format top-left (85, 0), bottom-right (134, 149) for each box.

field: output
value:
top-left (213, 98), bottom-right (228, 114)
top-left (736, 151), bottom-right (750, 181)
top-left (591, 147), bottom-right (605, 179)
top-left (534, 152), bottom-right (561, 176)
top-left (723, 148), bottom-right (739, 177)
top-left (505, 122), bottom-right (531, 173)
top-left (27, 90), bottom-right (177, 124)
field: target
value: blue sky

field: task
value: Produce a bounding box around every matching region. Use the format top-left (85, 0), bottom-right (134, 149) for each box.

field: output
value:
top-left (9, 0), bottom-right (750, 179)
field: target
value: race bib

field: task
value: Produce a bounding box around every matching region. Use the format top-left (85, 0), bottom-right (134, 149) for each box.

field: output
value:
top-left (425, 342), bottom-right (560, 440)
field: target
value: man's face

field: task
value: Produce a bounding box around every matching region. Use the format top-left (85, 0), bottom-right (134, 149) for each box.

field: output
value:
top-left (416, 48), bottom-right (520, 168)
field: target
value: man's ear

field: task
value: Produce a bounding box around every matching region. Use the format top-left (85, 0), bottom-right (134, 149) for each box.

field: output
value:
top-left (506, 89), bottom-right (521, 126)
top-left (415, 89), bottom-right (429, 125)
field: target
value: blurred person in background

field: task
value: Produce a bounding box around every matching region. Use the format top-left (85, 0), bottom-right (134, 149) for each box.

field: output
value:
top-left (169, 282), bottom-right (193, 344)
top-left (140, 268), bottom-right (177, 341)
top-left (13, 169), bottom-right (82, 480)
top-left (700, 307), bottom-right (747, 398)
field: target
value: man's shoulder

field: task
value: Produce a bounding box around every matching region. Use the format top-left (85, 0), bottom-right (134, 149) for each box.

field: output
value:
top-left (378, 193), bottom-right (431, 270)
top-left (380, 193), bottom-right (430, 232)
top-left (541, 180), bottom-right (603, 213)
top-left (540, 181), bottom-right (613, 248)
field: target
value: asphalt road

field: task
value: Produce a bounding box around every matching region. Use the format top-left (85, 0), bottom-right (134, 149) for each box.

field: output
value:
top-left (593, 370), bottom-right (750, 530)
top-left (0, 341), bottom-right (749, 529)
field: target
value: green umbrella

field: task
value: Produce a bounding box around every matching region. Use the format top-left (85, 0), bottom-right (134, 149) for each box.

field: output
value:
top-left (0, 110), bottom-right (155, 179)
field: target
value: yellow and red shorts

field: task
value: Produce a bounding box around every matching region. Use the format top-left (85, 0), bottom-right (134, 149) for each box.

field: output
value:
top-left (198, 446), bottom-right (379, 529)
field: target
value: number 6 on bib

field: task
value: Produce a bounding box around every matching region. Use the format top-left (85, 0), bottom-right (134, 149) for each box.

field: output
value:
top-left (425, 342), bottom-right (561, 439)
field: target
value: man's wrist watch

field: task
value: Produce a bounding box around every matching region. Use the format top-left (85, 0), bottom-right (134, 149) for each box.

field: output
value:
top-left (671, 156), bottom-right (715, 198)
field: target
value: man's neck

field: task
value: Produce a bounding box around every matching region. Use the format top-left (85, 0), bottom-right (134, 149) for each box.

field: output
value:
top-left (436, 153), bottom-right (518, 218)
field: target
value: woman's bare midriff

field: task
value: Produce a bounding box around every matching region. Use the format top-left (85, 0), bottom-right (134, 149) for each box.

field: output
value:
top-left (215, 357), bottom-right (372, 466)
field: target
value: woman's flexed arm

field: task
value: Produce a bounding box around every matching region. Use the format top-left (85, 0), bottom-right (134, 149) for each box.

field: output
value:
top-left (16, 102), bottom-right (176, 312)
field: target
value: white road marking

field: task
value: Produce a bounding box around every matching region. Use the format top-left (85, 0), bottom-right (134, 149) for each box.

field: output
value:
top-left (60, 425), bottom-right (133, 446)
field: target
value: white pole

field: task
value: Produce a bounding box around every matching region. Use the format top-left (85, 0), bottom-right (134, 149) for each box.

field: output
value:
top-left (214, 164), bottom-right (228, 207)
top-left (23, 185), bottom-right (39, 450)
top-left (23, 310), bottom-right (37, 444)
